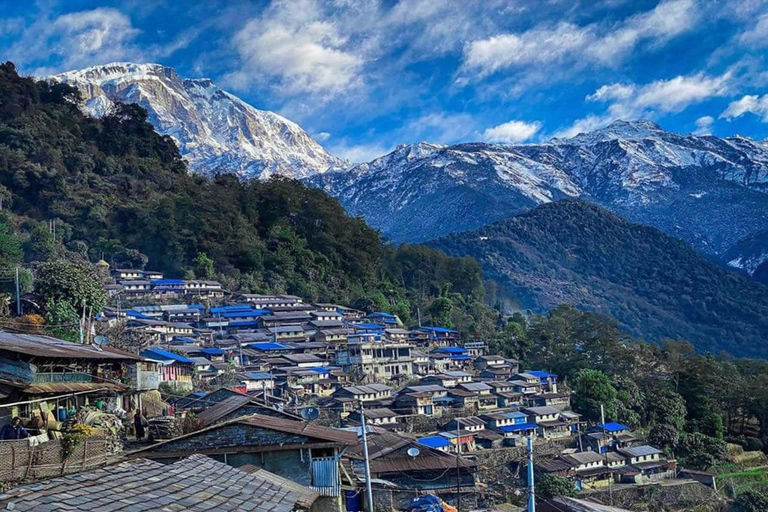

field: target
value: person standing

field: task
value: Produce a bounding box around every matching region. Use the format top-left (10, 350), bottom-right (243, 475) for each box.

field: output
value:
top-left (134, 410), bottom-right (147, 441)
top-left (1, 417), bottom-right (29, 440)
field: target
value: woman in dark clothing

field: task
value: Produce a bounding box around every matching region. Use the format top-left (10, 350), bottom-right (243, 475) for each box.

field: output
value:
top-left (134, 411), bottom-right (146, 441)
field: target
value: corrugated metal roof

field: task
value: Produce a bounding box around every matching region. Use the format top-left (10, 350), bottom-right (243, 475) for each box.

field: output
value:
top-left (141, 348), bottom-right (195, 364)
top-left (619, 445), bottom-right (662, 458)
top-left (369, 455), bottom-right (474, 474)
top-left (238, 416), bottom-right (358, 445)
top-left (24, 382), bottom-right (125, 394)
top-left (195, 395), bottom-right (253, 427)
top-left (0, 332), bottom-right (144, 361)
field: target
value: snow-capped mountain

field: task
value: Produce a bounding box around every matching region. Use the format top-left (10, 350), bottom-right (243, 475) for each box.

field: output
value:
top-left (51, 63), bottom-right (343, 179)
top-left (309, 120), bottom-right (768, 271)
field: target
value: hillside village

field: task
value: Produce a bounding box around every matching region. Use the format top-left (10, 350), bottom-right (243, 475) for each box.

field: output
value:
top-left (0, 261), bottom-right (725, 512)
top-left (0, 49), bottom-right (765, 512)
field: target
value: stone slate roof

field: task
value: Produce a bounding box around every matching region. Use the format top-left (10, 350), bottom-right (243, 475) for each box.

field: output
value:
top-left (0, 454), bottom-right (315, 511)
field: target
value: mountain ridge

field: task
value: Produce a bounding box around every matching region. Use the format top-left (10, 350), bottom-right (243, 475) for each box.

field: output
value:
top-left (310, 121), bottom-right (768, 273)
top-left (50, 62), bottom-right (344, 179)
top-left (429, 199), bottom-right (768, 358)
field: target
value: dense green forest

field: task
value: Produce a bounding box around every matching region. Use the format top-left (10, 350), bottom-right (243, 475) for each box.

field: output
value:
top-left (0, 61), bottom-right (495, 335)
top-left (432, 199), bottom-right (768, 358)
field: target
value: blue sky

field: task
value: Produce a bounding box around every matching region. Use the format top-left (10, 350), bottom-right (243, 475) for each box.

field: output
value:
top-left (2, 0), bottom-right (768, 161)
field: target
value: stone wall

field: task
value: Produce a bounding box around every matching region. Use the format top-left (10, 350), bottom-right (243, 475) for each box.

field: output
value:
top-left (146, 422), bottom-right (310, 452)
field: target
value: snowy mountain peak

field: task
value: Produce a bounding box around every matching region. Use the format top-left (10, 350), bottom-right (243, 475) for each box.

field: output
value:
top-left (309, 123), bottom-right (768, 274)
top-left (51, 62), bottom-right (343, 180)
top-left (565, 119), bottom-right (665, 144)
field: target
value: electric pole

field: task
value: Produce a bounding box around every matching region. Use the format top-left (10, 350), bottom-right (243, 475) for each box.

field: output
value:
top-left (14, 267), bottom-right (21, 316)
top-left (360, 403), bottom-right (374, 512)
top-left (527, 434), bottom-right (535, 512)
top-left (601, 404), bottom-right (613, 505)
top-left (456, 418), bottom-right (462, 512)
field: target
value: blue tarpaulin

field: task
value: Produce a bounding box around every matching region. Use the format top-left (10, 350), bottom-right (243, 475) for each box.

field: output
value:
top-left (596, 422), bottom-right (629, 432)
top-left (417, 436), bottom-right (453, 449)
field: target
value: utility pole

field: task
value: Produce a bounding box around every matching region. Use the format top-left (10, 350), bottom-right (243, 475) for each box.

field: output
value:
top-left (527, 433), bottom-right (535, 512)
top-left (601, 404), bottom-right (613, 505)
top-left (455, 418), bottom-right (462, 512)
top-left (359, 403), bottom-right (374, 512)
top-left (14, 267), bottom-right (21, 317)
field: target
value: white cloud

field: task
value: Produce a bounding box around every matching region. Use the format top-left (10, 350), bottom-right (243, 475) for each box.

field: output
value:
top-left (482, 120), bottom-right (542, 143)
top-left (721, 94), bottom-right (768, 121)
top-left (314, 131), bottom-right (331, 142)
top-left (739, 14), bottom-right (768, 47)
top-left (400, 112), bottom-right (478, 144)
top-left (694, 115), bottom-right (714, 135)
top-left (590, 73), bottom-right (730, 115)
top-left (460, 0), bottom-right (698, 80)
top-left (555, 72), bottom-right (730, 137)
top-left (462, 23), bottom-right (595, 78)
top-left (10, 8), bottom-right (142, 73)
top-left (225, 0), bottom-right (365, 96)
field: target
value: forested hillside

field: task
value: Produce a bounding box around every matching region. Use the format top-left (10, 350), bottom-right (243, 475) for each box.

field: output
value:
top-left (432, 200), bottom-right (768, 358)
top-left (0, 62), bottom-right (493, 335)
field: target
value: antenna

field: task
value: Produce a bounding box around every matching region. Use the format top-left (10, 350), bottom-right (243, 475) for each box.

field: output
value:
top-left (300, 407), bottom-right (319, 420)
top-left (407, 447), bottom-right (420, 458)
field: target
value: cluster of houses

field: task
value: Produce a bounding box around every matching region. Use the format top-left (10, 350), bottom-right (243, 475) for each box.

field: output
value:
top-left (0, 278), bottom-right (689, 512)
top-left (536, 422), bottom-right (675, 489)
top-left (100, 265), bottom-right (225, 301)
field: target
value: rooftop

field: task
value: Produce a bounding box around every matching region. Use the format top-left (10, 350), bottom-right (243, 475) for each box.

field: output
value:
top-left (0, 332), bottom-right (144, 361)
top-left (0, 454), bottom-right (315, 512)
top-left (619, 445), bottom-right (663, 458)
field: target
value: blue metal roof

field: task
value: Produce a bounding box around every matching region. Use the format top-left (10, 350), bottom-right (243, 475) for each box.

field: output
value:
top-left (527, 370), bottom-right (558, 378)
top-left (597, 422), bottom-right (630, 432)
top-left (434, 347), bottom-right (467, 354)
top-left (174, 337), bottom-right (197, 344)
top-left (141, 348), bottom-right (195, 364)
top-left (353, 323), bottom-right (386, 330)
top-left (221, 310), bottom-right (269, 318)
top-left (126, 310), bottom-right (153, 319)
top-left (198, 347), bottom-right (225, 356)
top-left (505, 412), bottom-right (528, 419)
top-left (451, 355), bottom-right (471, 361)
top-left (247, 342), bottom-right (291, 351)
top-left (420, 326), bottom-right (457, 334)
top-left (367, 312), bottom-right (396, 318)
top-left (417, 436), bottom-right (453, 448)
top-left (150, 279), bottom-right (185, 285)
top-left (310, 367), bottom-right (330, 374)
top-left (210, 305), bottom-right (253, 313)
top-left (498, 423), bottom-right (538, 433)
top-left (241, 372), bottom-right (273, 380)
top-left (228, 320), bottom-right (259, 327)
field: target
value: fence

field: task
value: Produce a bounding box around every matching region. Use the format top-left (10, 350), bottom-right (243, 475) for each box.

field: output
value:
top-left (0, 435), bottom-right (108, 486)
